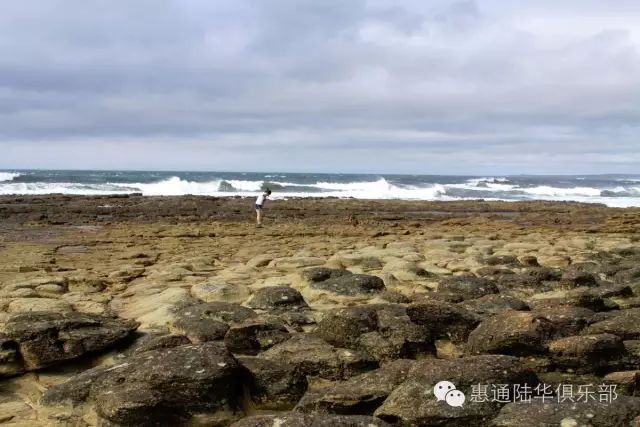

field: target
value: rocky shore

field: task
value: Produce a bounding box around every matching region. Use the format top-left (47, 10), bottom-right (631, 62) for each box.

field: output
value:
top-left (1, 195), bottom-right (640, 426)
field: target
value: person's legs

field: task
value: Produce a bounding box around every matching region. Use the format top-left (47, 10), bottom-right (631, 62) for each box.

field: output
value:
top-left (256, 207), bottom-right (263, 225)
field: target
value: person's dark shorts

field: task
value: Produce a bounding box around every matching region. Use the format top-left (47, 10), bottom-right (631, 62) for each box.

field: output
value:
top-left (255, 204), bottom-right (263, 210)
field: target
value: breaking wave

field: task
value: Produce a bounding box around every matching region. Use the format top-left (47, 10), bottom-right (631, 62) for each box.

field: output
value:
top-left (0, 172), bottom-right (639, 207)
top-left (0, 172), bottom-right (22, 182)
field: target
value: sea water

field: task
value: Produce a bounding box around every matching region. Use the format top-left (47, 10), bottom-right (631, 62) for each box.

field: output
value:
top-left (1, 170), bottom-right (639, 207)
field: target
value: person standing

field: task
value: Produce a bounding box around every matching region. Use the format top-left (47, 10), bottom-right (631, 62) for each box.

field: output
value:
top-left (255, 189), bottom-right (271, 226)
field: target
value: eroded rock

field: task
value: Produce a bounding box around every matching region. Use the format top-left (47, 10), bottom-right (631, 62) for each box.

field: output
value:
top-left (406, 300), bottom-right (481, 343)
top-left (492, 397), bottom-right (640, 427)
top-left (438, 274), bottom-right (499, 300)
top-left (239, 356), bottom-right (307, 410)
top-left (310, 274), bottom-right (385, 296)
top-left (43, 342), bottom-right (241, 425)
top-left (231, 413), bottom-right (391, 427)
top-left (224, 316), bottom-right (291, 355)
top-left (295, 359), bottom-right (414, 415)
top-left (467, 311), bottom-right (555, 356)
top-left (1, 311), bottom-right (137, 373)
top-left (375, 355), bottom-right (538, 426)
top-left (262, 333), bottom-right (377, 380)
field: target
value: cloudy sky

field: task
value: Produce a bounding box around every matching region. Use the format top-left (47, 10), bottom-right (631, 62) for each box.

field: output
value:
top-left (1, 0), bottom-right (639, 174)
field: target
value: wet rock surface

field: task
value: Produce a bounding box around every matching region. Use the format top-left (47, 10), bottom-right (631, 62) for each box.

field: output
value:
top-left (1, 196), bottom-right (640, 426)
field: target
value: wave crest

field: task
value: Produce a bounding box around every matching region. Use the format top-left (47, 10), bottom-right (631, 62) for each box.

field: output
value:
top-left (0, 172), bottom-right (22, 182)
top-left (0, 173), bottom-right (639, 207)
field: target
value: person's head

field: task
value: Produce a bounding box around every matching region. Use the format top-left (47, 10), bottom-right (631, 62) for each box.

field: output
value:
top-left (265, 189), bottom-right (272, 196)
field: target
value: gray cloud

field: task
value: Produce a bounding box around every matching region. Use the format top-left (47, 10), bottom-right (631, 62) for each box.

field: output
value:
top-left (1, 0), bottom-right (639, 173)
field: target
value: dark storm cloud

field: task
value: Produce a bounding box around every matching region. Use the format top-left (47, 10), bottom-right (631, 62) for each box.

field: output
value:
top-left (1, 0), bottom-right (639, 173)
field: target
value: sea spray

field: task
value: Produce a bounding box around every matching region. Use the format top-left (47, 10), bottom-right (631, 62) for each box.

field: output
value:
top-left (0, 170), bottom-right (639, 207)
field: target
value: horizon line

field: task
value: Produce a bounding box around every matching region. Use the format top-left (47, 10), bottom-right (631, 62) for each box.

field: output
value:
top-left (1, 168), bottom-right (639, 177)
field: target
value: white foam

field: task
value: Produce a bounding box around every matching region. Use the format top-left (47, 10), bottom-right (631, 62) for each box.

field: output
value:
top-left (0, 182), bottom-right (132, 195)
top-left (310, 178), bottom-right (393, 192)
top-left (130, 177), bottom-right (222, 195)
top-left (521, 186), bottom-right (602, 197)
top-left (0, 175), bottom-right (639, 207)
top-left (225, 180), bottom-right (263, 191)
top-left (0, 172), bottom-right (22, 182)
top-left (465, 177), bottom-right (509, 185)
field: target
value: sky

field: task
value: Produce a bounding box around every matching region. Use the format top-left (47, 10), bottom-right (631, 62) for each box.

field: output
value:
top-left (1, 0), bottom-right (639, 174)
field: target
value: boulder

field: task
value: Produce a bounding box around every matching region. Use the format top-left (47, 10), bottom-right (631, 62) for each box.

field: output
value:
top-left (560, 269), bottom-right (599, 288)
top-left (314, 306), bottom-right (377, 349)
top-left (379, 290), bottom-right (412, 304)
top-left (41, 364), bottom-right (114, 406)
top-left (246, 286), bottom-right (309, 311)
top-left (375, 355), bottom-right (538, 426)
top-left (604, 371), bottom-right (640, 396)
top-left (231, 414), bottom-right (391, 427)
top-left (224, 316), bottom-right (291, 355)
top-left (419, 291), bottom-right (465, 303)
top-left (169, 302), bottom-right (256, 342)
top-left (548, 333), bottom-right (625, 373)
top-left (531, 305), bottom-right (594, 338)
top-left (497, 267), bottom-right (562, 289)
top-left (437, 274), bottom-right (499, 300)
top-left (406, 300), bottom-right (481, 343)
top-left (482, 255), bottom-right (520, 266)
top-left (295, 359), bottom-right (414, 415)
top-left (43, 342), bottom-right (241, 425)
top-left (314, 305), bottom-right (433, 361)
top-left (467, 311), bottom-right (555, 356)
top-left (614, 266), bottom-right (640, 284)
top-left (519, 255), bottom-right (539, 267)
top-left (131, 333), bottom-right (191, 354)
top-left (461, 294), bottom-right (529, 317)
top-left (310, 274), bottom-right (386, 296)
top-left (492, 397), bottom-right (640, 427)
top-left (262, 333), bottom-right (377, 380)
top-left (596, 283), bottom-right (634, 299)
top-left (238, 356), bottom-right (307, 410)
top-left (528, 288), bottom-right (612, 312)
top-left (302, 267), bottom-right (351, 283)
top-left (536, 371), bottom-right (614, 394)
top-left (585, 308), bottom-right (640, 339)
top-left (1, 312), bottom-right (137, 373)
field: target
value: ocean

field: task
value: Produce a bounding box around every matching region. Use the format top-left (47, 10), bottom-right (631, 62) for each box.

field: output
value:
top-left (1, 170), bottom-right (639, 207)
